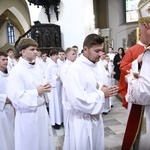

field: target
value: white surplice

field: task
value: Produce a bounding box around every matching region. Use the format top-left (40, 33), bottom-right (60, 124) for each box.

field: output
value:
top-left (0, 70), bottom-right (15, 150)
top-left (57, 59), bottom-right (65, 68)
top-left (45, 59), bottom-right (63, 126)
top-left (38, 59), bottom-right (49, 78)
top-left (96, 59), bottom-right (111, 113)
top-left (107, 53), bottom-right (115, 73)
top-left (60, 59), bottom-right (73, 126)
top-left (63, 55), bottom-right (105, 150)
top-left (6, 57), bottom-right (55, 150)
top-left (7, 57), bottom-right (17, 73)
top-left (126, 50), bottom-right (150, 149)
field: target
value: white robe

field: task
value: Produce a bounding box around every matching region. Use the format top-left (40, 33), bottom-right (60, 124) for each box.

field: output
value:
top-left (107, 53), bottom-right (115, 73)
top-left (126, 50), bottom-right (150, 150)
top-left (6, 57), bottom-right (55, 150)
top-left (63, 55), bottom-right (105, 150)
top-left (45, 59), bottom-right (63, 125)
top-left (0, 70), bottom-right (15, 150)
top-left (60, 59), bottom-right (73, 126)
top-left (57, 59), bottom-right (65, 68)
top-left (7, 57), bottom-right (17, 73)
top-left (38, 59), bottom-right (49, 78)
top-left (96, 59), bottom-right (111, 113)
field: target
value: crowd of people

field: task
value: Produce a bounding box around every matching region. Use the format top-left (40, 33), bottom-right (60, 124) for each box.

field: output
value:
top-left (1, 0), bottom-right (150, 149)
top-left (0, 34), bottom-right (119, 150)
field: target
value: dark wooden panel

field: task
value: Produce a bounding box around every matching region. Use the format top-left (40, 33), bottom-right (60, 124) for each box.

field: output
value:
top-left (31, 23), bottom-right (61, 49)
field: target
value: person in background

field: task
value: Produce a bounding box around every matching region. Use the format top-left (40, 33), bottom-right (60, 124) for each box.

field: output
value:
top-left (7, 48), bottom-right (17, 73)
top-left (45, 48), bottom-right (63, 130)
top-left (97, 52), bottom-right (112, 114)
top-left (6, 38), bottom-right (55, 150)
top-left (107, 47), bottom-right (115, 73)
top-left (0, 52), bottom-right (15, 150)
top-left (35, 49), bottom-right (42, 65)
top-left (113, 47), bottom-right (125, 86)
top-left (38, 52), bottom-right (49, 78)
top-left (60, 47), bottom-right (77, 126)
top-left (57, 49), bottom-right (66, 67)
top-left (72, 45), bottom-right (79, 55)
top-left (63, 34), bottom-right (118, 150)
top-left (60, 47), bottom-right (77, 82)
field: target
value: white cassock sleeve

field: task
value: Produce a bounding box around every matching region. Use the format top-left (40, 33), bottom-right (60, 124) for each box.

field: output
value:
top-left (6, 70), bottom-right (39, 111)
top-left (0, 94), bottom-right (7, 110)
top-left (64, 65), bottom-right (105, 115)
top-left (126, 50), bottom-right (150, 105)
top-left (131, 59), bottom-right (139, 73)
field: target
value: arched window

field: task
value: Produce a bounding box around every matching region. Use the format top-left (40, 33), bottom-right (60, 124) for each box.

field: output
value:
top-left (7, 22), bottom-right (15, 43)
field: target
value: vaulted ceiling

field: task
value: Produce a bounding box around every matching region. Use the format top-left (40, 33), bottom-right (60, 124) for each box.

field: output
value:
top-left (0, 9), bottom-right (24, 35)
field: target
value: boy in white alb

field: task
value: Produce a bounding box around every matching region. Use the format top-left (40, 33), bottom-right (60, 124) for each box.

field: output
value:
top-left (45, 48), bottom-right (63, 129)
top-left (6, 38), bottom-right (55, 150)
top-left (0, 52), bottom-right (15, 150)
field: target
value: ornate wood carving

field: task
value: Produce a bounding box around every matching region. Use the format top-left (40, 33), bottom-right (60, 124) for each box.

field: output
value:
top-left (31, 23), bottom-right (61, 49)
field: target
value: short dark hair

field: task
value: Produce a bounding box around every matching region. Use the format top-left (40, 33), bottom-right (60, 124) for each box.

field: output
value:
top-left (17, 38), bottom-right (38, 51)
top-left (58, 49), bottom-right (65, 53)
top-left (41, 51), bottom-right (47, 55)
top-left (49, 48), bottom-right (58, 56)
top-left (0, 52), bottom-right (7, 57)
top-left (83, 34), bottom-right (104, 48)
top-left (7, 48), bottom-right (14, 53)
top-left (72, 45), bottom-right (78, 49)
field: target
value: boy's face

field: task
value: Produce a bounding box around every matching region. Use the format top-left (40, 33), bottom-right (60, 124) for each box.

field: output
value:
top-left (51, 54), bottom-right (58, 63)
top-left (67, 50), bottom-right (77, 62)
top-left (37, 51), bottom-right (42, 57)
top-left (42, 53), bottom-right (47, 62)
top-left (7, 50), bottom-right (14, 58)
top-left (84, 44), bottom-right (104, 63)
top-left (0, 55), bottom-right (8, 71)
top-left (58, 52), bottom-right (65, 61)
top-left (73, 48), bottom-right (78, 54)
top-left (22, 46), bottom-right (37, 62)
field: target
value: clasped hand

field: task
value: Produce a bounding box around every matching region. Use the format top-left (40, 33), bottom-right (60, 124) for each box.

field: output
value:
top-left (37, 82), bottom-right (51, 95)
top-left (101, 85), bottom-right (119, 98)
top-left (125, 70), bottom-right (139, 83)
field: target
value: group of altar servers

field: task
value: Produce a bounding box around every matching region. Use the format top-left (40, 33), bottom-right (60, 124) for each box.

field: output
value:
top-left (0, 34), bottom-right (118, 150)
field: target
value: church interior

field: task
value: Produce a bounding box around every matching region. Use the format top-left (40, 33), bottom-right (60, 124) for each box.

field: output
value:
top-left (0, 0), bottom-right (141, 149)
top-left (0, 0), bottom-right (139, 53)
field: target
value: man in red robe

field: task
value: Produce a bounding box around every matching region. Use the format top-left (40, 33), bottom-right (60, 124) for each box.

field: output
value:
top-left (121, 0), bottom-right (150, 149)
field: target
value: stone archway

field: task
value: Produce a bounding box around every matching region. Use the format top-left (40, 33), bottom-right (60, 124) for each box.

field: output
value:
top-left (0, 0), bottom-right (31, 49)
top-left (0, 9), bottom-right (25, 35)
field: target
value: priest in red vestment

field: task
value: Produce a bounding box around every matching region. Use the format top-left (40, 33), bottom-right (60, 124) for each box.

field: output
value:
top-left (121, 0), bottom-right (150, 149)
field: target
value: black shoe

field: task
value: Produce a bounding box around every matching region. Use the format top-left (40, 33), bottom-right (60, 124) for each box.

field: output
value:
top-left (102, 112), bottom-right (108, 115)
top-left (52, 124), bottom-right (61, 130)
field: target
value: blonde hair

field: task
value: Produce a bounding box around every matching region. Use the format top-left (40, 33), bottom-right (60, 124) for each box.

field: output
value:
top-left (65, 47), bottom-right (76, 55)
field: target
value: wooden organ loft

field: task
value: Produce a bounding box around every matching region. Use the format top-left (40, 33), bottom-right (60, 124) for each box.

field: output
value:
top-left (15, 22), bottom-right (62, 54)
